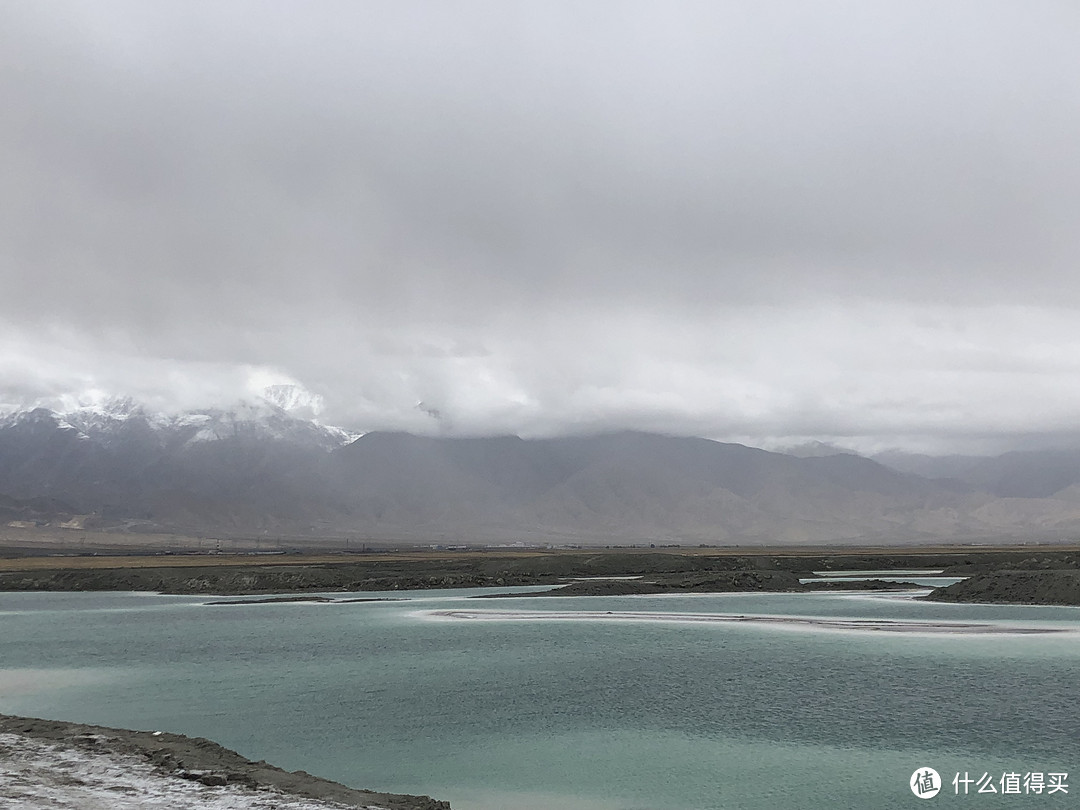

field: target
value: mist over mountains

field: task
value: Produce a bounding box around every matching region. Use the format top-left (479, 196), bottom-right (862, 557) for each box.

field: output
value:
top-left (3, 394), bottom-right (1080, 546)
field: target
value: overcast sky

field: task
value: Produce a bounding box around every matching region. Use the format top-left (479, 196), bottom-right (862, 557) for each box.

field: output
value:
top-left (3, 1), bottom-right (1080, 454)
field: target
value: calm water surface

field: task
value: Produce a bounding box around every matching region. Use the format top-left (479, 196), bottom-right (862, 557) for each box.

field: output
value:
top-left (1, 587), bottom-right (1078, 809)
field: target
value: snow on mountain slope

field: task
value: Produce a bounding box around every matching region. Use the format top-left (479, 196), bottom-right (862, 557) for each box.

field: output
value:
top-left (0, 388), bottom-right (360, 452)
top-left (260, 383), bottom-right (325, 417)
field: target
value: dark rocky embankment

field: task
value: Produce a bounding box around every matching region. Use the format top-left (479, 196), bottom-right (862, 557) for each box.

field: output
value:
top-left (923, 553), bottom-right (1080, 605)
top-left (3, 548), bottom-right (1078, 598)
top-left (475, 572), bottom-right (920, 597)
top-left (0, 551), bottom-right (933, 595)
top-left (925, 569), bottom-right (1080, 606)
top-left (0, 552), bottom-right (803, 594)
top-left (0, 714), bottom-right (449, 809)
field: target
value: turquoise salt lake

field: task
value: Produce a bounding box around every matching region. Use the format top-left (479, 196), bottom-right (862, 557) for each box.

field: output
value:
top-left (1, 586), bottom-right (1078, 809)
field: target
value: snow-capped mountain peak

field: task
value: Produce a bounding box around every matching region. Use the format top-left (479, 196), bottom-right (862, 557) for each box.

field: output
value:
top-left (0, 393), bottom-right (359, 452)
top-left (260, 384), bottom-right (324, 418)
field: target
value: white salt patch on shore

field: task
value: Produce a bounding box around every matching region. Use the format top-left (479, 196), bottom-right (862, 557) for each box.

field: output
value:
top-left (421, 609), bottom-right (1070, 635)
top-left (0, 734), bottom-right (385, 810)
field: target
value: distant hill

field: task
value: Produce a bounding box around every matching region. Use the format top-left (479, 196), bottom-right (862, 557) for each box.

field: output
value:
top-left (5, 399), bottom-right (1080, 544)
top-left (330, 430), bottom-right (952, 543)
top-left (875, 449), bottom-right (1080, 498)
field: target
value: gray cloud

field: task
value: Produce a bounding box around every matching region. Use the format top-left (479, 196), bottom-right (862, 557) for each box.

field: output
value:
top-left (3, 1), bottom-right (1080, 452)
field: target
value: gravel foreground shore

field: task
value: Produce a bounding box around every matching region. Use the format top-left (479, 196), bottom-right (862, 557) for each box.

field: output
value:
top-left (0, 715), bottom-right (450, 810)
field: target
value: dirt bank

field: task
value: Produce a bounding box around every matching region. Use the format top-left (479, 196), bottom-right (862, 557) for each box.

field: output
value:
top-left (0, 548), bottom-right (1074, 596)
top-left (473, 572), bottom-right (922, 598)
top-left (924, 569), bottom-right (1080, 606)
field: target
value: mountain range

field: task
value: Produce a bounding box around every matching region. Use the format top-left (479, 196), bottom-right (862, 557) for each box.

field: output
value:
top-left (3, 392), bottom-right (1080, 545)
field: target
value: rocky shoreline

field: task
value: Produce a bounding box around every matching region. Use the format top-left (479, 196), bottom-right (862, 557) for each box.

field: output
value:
top-left (0, 549), bottom-right (1032, 594)
top-left (473, 572), bottom-right (920, 598)
top-left (0, 714), bottom-right (449, 810)
top-left (0, 554), bottom-right (932, 599)
top-left (923, 569), bottom-right (1080, 606)
top-left (2, 548), bottom-right (1079, 604)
